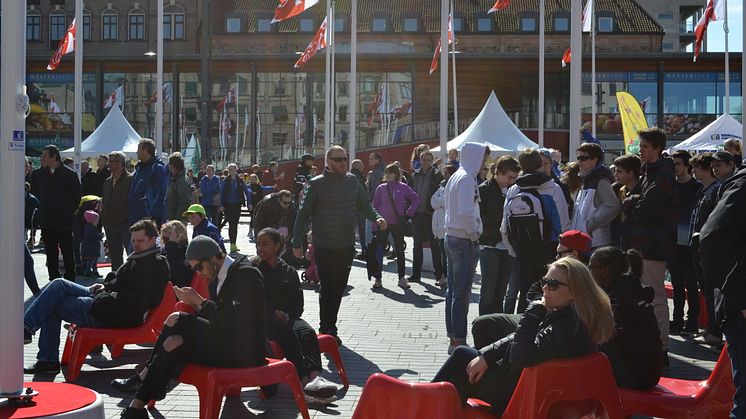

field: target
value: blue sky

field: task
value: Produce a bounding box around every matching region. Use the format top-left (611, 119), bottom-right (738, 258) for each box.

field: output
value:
top-left (707, 0), bottom-right (743, 51)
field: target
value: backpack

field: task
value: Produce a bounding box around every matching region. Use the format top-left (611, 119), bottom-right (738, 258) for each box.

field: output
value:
top-left (506, 187), bottom-right (551, 254)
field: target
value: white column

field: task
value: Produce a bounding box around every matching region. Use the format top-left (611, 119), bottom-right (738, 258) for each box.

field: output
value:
top-left (569, 0), bottom-right (582, 159)
top-left (451, 0), bottom-right (459, 136)
top-left (591, 11), bottom-right (597, 136)
top-left (538, 0), bottom-right (545, 146)
top-left (723, 0), bottom-right (730, 115)
top-left (349, 0), bottom-right (357, 165)
top-left (330, 0), bottom-right (336, 144)
top-left (0, 0), bottom-right (27, 396)
top-left (156, 0), bottom-right (164, 155)
top-left (74, 0), bottom-right (83, 175)
top-left (324, 1), bottom-right (331, 152)
top-left (439, 0), bottom-right (449, 158)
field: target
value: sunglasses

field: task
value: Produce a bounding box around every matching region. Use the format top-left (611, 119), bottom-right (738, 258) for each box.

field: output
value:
top-left (541, 277), bottom-right (569, 291)
top-left (280, 200), bottom-right (291, 206)
top-left (329, 156), bottom-right (348, 163)
top-left (577, 155), bottom-right (592, 161)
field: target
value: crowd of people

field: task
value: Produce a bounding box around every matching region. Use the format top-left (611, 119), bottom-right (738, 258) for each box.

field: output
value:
top-left (19, 131), bottom-right (746, 418)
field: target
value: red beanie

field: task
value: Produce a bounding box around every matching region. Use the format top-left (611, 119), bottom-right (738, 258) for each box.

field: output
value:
top-left (559, 230), bottom-right (592, 255)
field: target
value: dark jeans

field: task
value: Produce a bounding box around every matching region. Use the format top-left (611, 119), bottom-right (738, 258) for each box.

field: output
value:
top-left (432, 346), bottom-right (517, 414)
top-left (412, 213), bottom-right (443, 279)
top-left (223, 203), bottom-right (242, 245)
top-left (472, 313), bottom-right (521, 349)
top-left (268, 317), bottom-right (322, 379)
top-left (73, 228), bottom-right (83, 273)
top-left (693, 249), bottom-right (722, 337)
top-left (203, 205), bottom-right (217, 224)
top-left (670, 245), bottom-right (700, 324)
top-left (104, 223), bottom-right (131, 272)
top-left (25, 242), bottom-right (41, 295)
top-left (41, 228), bottom-right (76, 281)
top-left (722, 315), bottom-right (746, 419)
top-left (479, 248), bottom-right (513, 316)
top-left (315, 246), bottom-right (355, 336)
top-left (357, 215), bottom-right (367, 254)
top-left (372, 226), bottom-right (406, 278)
top-left (439, 238), bottom-right (448, 278)
top-left (504, 252), bottom-right (546, 314)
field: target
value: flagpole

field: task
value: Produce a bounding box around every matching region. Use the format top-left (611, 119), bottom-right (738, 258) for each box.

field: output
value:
top-left (324, 1), bottom-right (331, 152)
top-left (591, 0), bottom-right (597, 136)
top-left (538, 0), bottom-right (545, 146)
top-left (349, 0), bottom-right (357, 165)
top-left (569, 0), bottom-right (582, 159)
top-left (236, 78), bottom-right (241, 156)
top-left (155, 1), bottom-right (164, 154)
top-left (450, 0), bottom-right (459, 136)
top-left (723, 0), bottom-right (730, 115)
top-left (439, 0), bottom-right (449, 158)
top-left (330, 0), bottom-right (336, 145)
top-left (74, 0), bottom-right (83, 175)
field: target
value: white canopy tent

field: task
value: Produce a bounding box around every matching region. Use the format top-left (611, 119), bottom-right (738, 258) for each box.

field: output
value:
top-left (182, 134), bottom-right (201, 172)
top-left (670, 113), bottom-right (743, 151)
top-left (432, 91), bottom-right (539, 153)
top-left (61, 105), bottom-right (142, 158)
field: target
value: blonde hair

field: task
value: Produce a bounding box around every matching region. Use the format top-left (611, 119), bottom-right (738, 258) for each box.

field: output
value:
top-left (161, 220), bottom-right (188, 245)
top-left (551, 257), bottom-right (615, 345)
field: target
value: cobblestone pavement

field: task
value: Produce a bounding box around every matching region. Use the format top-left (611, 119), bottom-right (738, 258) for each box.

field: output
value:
top-left (23, 216), bottom-right (721, 418)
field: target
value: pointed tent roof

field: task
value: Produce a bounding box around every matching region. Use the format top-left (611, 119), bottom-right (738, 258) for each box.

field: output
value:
top-left (432, 91), bottom-right (539, 153)
top-left (670, 113), bottom-right (743, 151)
top-left (61, 105), bottom-right (142, 158)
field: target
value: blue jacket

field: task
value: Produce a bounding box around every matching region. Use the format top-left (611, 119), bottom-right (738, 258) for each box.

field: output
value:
top-left (192, 218), bottom-right (226, 253)
top-left (81, 222), bottom-right (102, 259)
top-left (200, 175), bottom-right (221, 207)
top-left (128, 157), bottom-right (168, 225)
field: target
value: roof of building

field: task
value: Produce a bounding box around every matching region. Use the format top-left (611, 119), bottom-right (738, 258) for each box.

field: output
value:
top-left (234, 0), bottom-right (663, 34)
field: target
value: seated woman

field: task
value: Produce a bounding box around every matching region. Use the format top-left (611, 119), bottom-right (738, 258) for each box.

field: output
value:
top-left (433, 257), bottom-right (614, 414)
top-left (589, 246), bottom-right (662, 390)
top-left (159, 220), bottom-right (193, 287)
top-left (253, 227), bottom-right (339, 405)
top-left (115, 235), bottom-right (269, 419)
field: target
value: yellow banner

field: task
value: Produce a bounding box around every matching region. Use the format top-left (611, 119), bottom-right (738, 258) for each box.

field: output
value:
top-left (616, 92), bottom-right (649, 155)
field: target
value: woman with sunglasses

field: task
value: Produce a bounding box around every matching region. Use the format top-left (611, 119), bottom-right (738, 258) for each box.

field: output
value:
top-left (253, 227), bottom-right (339, 404)
top-left (159, 220), bottom-right (192, 287)
top-left (432, 257), bottom-right (614, 414)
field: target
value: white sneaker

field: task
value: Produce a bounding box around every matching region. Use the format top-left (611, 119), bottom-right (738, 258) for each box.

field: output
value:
top-left (304, 393), bottom-right (338, 405)
top-left (398, 276), bottom-right (410, 289)
top-left (371, 278), bottom-right (383, 289)
top-left (304, 376), bottom-right (338, 399)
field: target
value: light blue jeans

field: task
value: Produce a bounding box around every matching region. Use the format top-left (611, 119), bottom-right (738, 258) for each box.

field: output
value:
top-left (24, 278), bottom-right (100, 362)
top-left (444, 235), bottom-right (480, 340)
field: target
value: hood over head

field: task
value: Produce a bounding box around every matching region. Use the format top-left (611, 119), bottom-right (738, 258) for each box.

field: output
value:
top-left (459, 143), bottom-right (488, 177)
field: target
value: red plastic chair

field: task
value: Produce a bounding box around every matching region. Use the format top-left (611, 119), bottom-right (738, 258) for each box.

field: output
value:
top-left (61, 283), bottom-right (177, 382)
top-left (350, 373), bottom-right (463, 419)
top-left (269, 334), bottom-right (349, 388)
top-left (619, 344), bottom-right (734, 418)
top-left (190, 271), bottom-right (210, 299)
top-left (476, 352), bottom-right (626, 419)
top-left (664, 282), bottom-right (709, 329)
top-left (147, 358), bottom-right (310, 419)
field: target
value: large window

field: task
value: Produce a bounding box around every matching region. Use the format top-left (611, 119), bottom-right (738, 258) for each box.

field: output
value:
top-left (102, 10), bottom-right (118, 40)
top-left (27, 10), bottom-right (41, 41)
top-left (664, 72), bottom-right (742, 135)
top-left (128, 10), bottom-right (145, 40)
top-left (164, 5), bottom-right (185, 40)
top-left (49, 11), bottom-right (67, 42)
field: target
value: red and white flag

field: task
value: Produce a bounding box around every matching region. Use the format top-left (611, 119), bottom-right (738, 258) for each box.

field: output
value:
top-left (144, 83), bottom-right (173, 107)
top-left (429, 14), bottom-right (455, 75)
top-left (561, 48), bottom-right (572, 67)
top-left (582, 0), bottom-right (593, 32)
top-left (47, 18), bottom-right (76, 71)
top-left (295, 17), bottom-right (328, 69)
top-left (215, 85), bottom-right (236, 112)
top-left (488, 0), bottom-right (511, 13)
top-left (694, 0), bottom-right (726, 62)
top-left (103, 85), bottom-right (124, 109)
top-left (272, 0), bottom-right (320, 23)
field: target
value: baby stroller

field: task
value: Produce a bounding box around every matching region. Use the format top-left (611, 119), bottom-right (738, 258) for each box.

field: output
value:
top-left (301, 243), bottom-right (319, 286)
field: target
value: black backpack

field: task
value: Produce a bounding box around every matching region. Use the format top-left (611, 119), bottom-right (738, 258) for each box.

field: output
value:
top-left (506, 187), bottom-right (551, 254)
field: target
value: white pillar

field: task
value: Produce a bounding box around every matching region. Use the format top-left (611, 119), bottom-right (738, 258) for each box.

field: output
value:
top-left (324, 1), bottom-right (331, 152)
top-left (349, 0), bottom-right (357, 166)
top-left (569, 0), bottom-right (582, 159)
top-left (439, 0), bottom-right (449, 158)
top-left (74, 0), bottom-right (83, 175)
top-left (156, 0), bottom-right (164, 155)
top-left (538, 0), bottom-right (545, 146)
top-left (723, 0), bottom-right (730, 115)
top-left (0, 0), bottom-right (27, 396)
top-left (591, 12), bottom-right (597, 136)
top-left (451, 0), bottom-right (459, 136)
top-left (330, 0), bottom-right (336, 145)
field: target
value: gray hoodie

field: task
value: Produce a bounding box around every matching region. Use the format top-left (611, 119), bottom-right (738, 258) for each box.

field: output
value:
top-left (445, 143), bottom-right (487, 241)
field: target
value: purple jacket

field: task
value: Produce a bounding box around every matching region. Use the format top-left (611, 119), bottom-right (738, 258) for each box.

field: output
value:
top-left (373, 181), bottom-right (420, 226)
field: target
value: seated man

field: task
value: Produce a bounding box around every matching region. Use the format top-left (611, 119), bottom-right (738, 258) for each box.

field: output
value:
top-left (114, 235), bottom-right (269, 419)
top-left (24, 219), bottom-right (170, 374)
top-left (184, 204), bottom-right (226, 253)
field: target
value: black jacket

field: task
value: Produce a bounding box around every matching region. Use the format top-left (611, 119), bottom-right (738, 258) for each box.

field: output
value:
top-left (600, 275), bottom-right (662, 390)
top-left (198, 255), bottom-right (268, 367)
top-left (294, 165), bottom-right (312, 197)
top-left (252, 257), bottom-right (304, 320)
top-left (254, 193), bottom-right (296, 234)
top-left (411, 167), bottom-right (443, 214)
top-left (36, 164), bottom-right (82, 231)
top-left (700, 166), bottom-right (746, 323)
top-left (478, 178), bottom-right (506, 246)
top-left (162, 241), bottom-right (193, 287)
top-left (90, 247), bottom-right (170, 327)
top-left (81, 169), bottom-right (99, 196)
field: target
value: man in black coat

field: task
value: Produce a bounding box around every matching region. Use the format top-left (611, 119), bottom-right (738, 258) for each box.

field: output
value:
top-left (23, 219), bottom-right (169, 374)
top-left (36, 145), bottom-right (82, 281)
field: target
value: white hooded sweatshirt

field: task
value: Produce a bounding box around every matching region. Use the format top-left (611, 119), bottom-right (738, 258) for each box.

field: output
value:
top-left (445, 143), bottom-right (487, 241)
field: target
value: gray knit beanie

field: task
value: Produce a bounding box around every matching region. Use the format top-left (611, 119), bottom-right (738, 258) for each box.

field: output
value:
top-left (186, 235), bottom-right (222, 260)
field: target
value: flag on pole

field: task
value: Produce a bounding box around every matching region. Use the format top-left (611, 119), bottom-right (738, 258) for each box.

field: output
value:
top-left (582, 0), bottom-right (593, 32)
top-left (144, 83), bottom-right (173, 106)
top-left (272, 0), bottom-right (320, 23)
top-left (103, 85), bottom-right (124, 109)
top-left (488, 0), bottom-right (511, 13)
top-left (215, 85), bottom-right (236, 113)
top-left (48, 96), bottom-right (62, 113)
top-left (295, 17), bottom-right (328, 69)
top-left (616, 91), bottom-right (649, 155)
top-left (47, 18), bottom-right (76, 71)
top-left (429, 14), bottom-right (455, 75)
top-left (561, 48), bottom-right (572, 67)
top-left (693, 0), bottom-right (726, 62)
